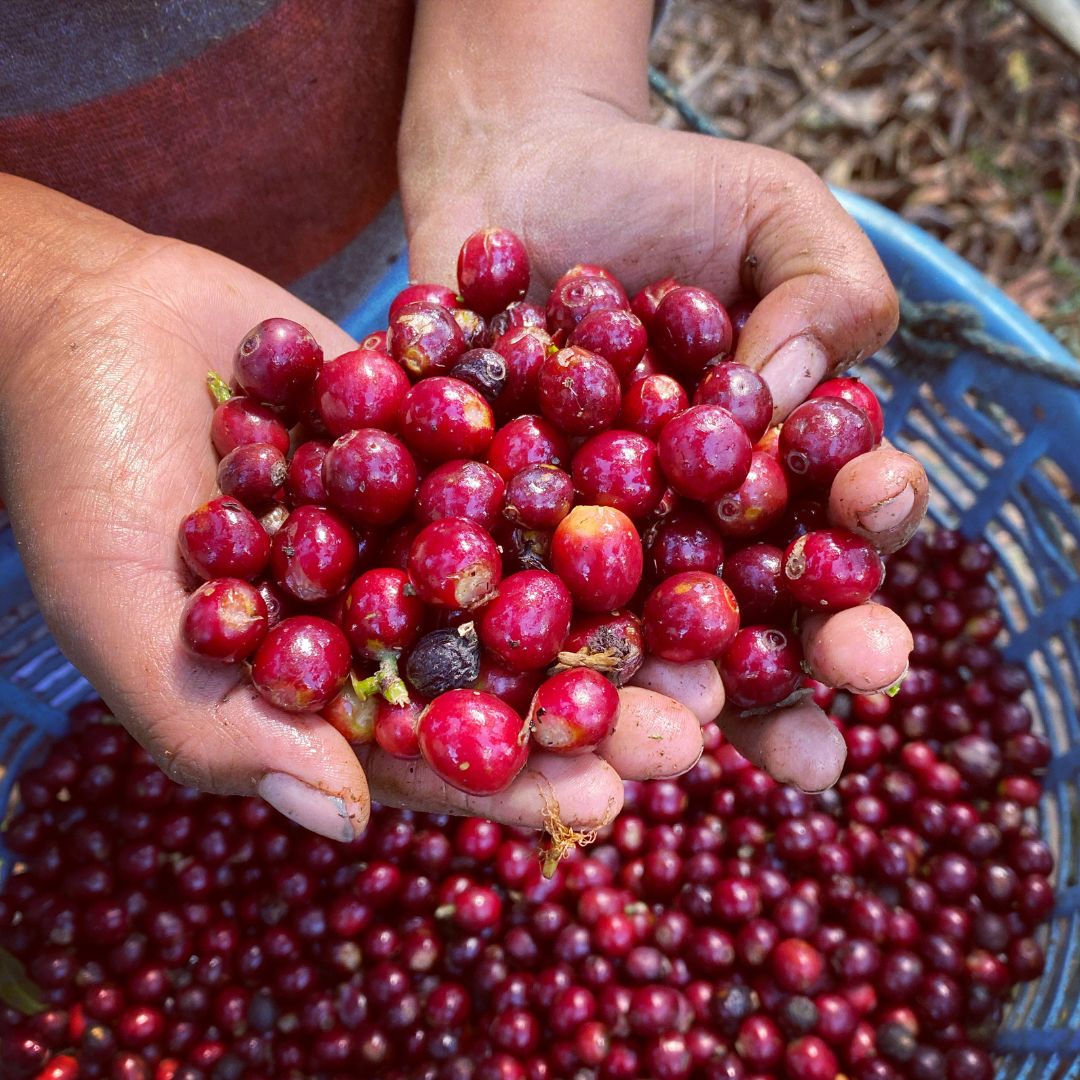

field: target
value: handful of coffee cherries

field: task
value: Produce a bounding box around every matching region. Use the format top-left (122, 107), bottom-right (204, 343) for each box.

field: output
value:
top-left (177, 228), bottom-right (920, 798)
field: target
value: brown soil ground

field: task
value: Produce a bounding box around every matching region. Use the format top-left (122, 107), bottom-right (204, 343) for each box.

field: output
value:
top-left (651, 0), bottom-right (1080, 356)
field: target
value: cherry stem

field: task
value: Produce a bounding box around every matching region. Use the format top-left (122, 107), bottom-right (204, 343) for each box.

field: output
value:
top-left (206, 371), bottom-right (234, 406)
top-left (352, 654), bottom-right (410, 707)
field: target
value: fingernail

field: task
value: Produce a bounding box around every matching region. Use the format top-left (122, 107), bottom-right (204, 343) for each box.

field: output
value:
top-left (257, 772), bottom-right (360, 842)
top-left (858, 484), bottom-right (916, 533)
top-left (759, 336), bottom-right (829, 421)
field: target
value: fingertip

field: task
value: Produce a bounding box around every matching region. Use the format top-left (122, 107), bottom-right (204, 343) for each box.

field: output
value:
top-left (801, 603), bottom-right (914, 693)
top-left (829, 447), bottom-right (930, 553)
top-left (630, 657), bottom-right (726, 725)
top-left (600, 686), bottom-right (704, 780)
top-left (720, 700), bottom-right (847, 793)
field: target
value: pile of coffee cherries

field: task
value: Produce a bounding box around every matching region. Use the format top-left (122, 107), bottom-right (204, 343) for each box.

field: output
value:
top-left (0, 527), bottom-right (1055, 1080)
top-left (178, 227), bottom-right (914, 795)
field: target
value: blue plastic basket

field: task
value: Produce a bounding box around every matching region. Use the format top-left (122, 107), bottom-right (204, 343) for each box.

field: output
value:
top-left (2, 194), bottom-right (1079, 1076)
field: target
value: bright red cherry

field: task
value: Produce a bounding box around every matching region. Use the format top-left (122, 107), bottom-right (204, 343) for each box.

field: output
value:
top-left (389, 283), bottom-right (459, 320)
top-left (572, 431), bottom-right (665, 521)
top-left (322, 429), bottom-right (417, 525)
top-left (538, 347), bottom-right (621, 436)
top-left (373, 697), bottom-right (425, 759)
top-left (779, 398), bottom-right (874, 489)
top-left (179, 496), bottom-right (270, 581)
top-left (181, 579), bottom-right (268, 662)
top-left (210, 392), bottom-right (291, 458)
top-left (643, 572), bottom-right (740, 663)
top-left (270, 506), bottom-right (358, 602)
top-left (568, 309), bottom-right (647, 380)
top-left (783, 529), bottom-right (885, 610)
top-left (618, 375), bottom-right (688, 440)
top-left (457, 228), bottom-right (531, 316)
top-left (693, 361), bottom-right (773, 443)
top-left (401, 377), bottom-right (495, 462)
top-left (491, 327), bottom-right (552, 420)
top-left (528, 669), bottom-right (620, 754)
top-left (251, 616), bottom-right (352, 712)
top-left (418, 690), bottom-right (529, 795)
top-left (504, 465), bottom-right (574, 529)
top-left (407, 518), bottom-right (502, 609)
top-left (389, 301), bottom-right (467, 378)
top-left (810, 377), bottom-right (884, 442)
top-left (709, 450), bottom-right (789, 538)
top-left (551, 506), bottom-right (644, 613)
top-left (488, 301), bottom-right (546, 340)
top-left (653, 287), bottom-right (732, 376)
top-left (546, 276), bottom-right (628, 338)
top-left (647, 509), bottom-right (726, 579)
top-left (473, 657), bottom-right (546, 714)
top-left (217, 443), bottom-right (286, 508)
top-left (477, 571), bottom-right (573, 672)
top-left (718, 627), bottom-right (804, 709)
top-left (285, 441), bottom-right (330, 506)
top-left (487, 415), bottom-right (571, 481)
top-left (630, 276), bottom-right (680, 332)
top-left (342, 569), bottom-right (425, 662)
top-left (721, 544), bottom-right (795, 624)
top-left (416, 460), bottom-right (506, 532)
top-left (314, 348), bottom-right (410, 436)
top-left (233, 318), bottom-right (322, 406)
top-left (658, 405), bottom-right (752, 500)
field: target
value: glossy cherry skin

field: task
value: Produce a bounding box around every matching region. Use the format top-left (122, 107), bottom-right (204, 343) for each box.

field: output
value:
top-left (552, 262), bottom-right (628, 298)
top-left (779, 398), bottom-right (875, 488)
top-left (321, 682), bottom-right (376, 744)
top-left (487, 415), bottom-right (571, 481)
top-left (528, 669), bottom-right (620, 754)
top-left (693, 361), bottom-right (774, 443)
top-left (361, 328), bottom-right (389, 351)
top-left (658, 405), bottom-right (753, 500)
top-left (618, 375), bottom-right (688, 440)
top-left (504, 466), bottom-right (574, 529)
top-left (452, 307), bottom-right (489, 349)
top-left (417, 460), bottom-right (506, 532)
top-left (417, 690), bottom-right (529, 795)
top-left (270, 506), bottom-right (358, 603)
top-left (216, 442), bottom-right (287, 508)
top-left (408, 518), bottom-right (502, 609)
top-left (630, 276), bottom-right (680, 332)
top-left (710, 450), bottom-right (790, 539)
top-left (179, 496), bottom-right (271, 581)
top-left (783, 529), bottom-right (885, 610)
top-left (389, 283), bottom-right (459, 320)
top-left (546, 275), bottom-right (628, 339)
top-left (342, 568), bottom-right (425, 661)
top-left (538, 347), bottom-right (621, 436)
top-left (314, 348), bottom-right (410, 437)
top-left (647, 509), bottom-right (726, 579)
top-left (401, 377), bottom-right (495, 462)
top-left (474, 658), bottom-right (546, 714)
top-left (558, 611), bottom-right (645, 687)
top-left (374, 697), bottom-right (425, 759)
top-left (457, 228), bottom-right (531, 316)
top-left (491, 327), bottom-right (553, 420)
top-left (285, 440), bottom-right (331, 507)
top-left (718, 626), bottom-right (804, 709)
top-left (489, 301), bottom-right (547, 340)
top-left (389, 301), bottom-right (467, 378)
top-left (251, 616), bottom-right (352, 712)
top-left (322, 429), bottom-right (418, 526)
top-left (568, 309), bottom-right (647, 380)
top-left (181, 579), bottom-right (268, 662)
top-left (211, 396), bottom-right (290, 458)
top-left (721, 543), bottom-right (795, 624)
top-left (653, 287), bottom-right (733, 376)
top-left (643, 572), bottom-right (740, 663)
top-left (551, 506), bottom-right (644, 613)
top-left (234, 318), bottom-right (323, 407)
top-left (477, 571), bottom-right (573, 672)
top-left (572, 431), bottom-right (665, 522)
top-left (810, 377), bottom-right (884, 442)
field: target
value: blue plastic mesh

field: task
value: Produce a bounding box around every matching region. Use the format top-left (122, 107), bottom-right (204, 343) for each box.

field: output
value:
top-left (1, 195), bottom-right (1079, 1076)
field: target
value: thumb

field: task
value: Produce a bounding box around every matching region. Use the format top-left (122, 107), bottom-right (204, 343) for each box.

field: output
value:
top-left (728, 148), bottom-right (898, 420)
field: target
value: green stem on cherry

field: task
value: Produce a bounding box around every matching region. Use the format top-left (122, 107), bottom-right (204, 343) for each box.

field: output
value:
top-left (206, 371), bottom-right (234, 406)
top-left (351, 654), bottom-right (410, 707)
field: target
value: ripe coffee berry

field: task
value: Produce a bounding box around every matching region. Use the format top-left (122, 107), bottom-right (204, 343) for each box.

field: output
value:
top-left (233, 317), bottom-right (322, 406)
top-left (719, 626), bottom-right (803, 709)
top-left (322, 428), bottom-right (418, 525)
top-left (643, 572), bottom-right (740, 663)
top-left (178, 497), bottom-right (270, 581)
top-left (528, 669), bottom-right (620, 754)
top-left (653, 286), bottom-right (733, 375)
top-left (407, 518), bottom-right (502, 609)
top-left (389, 301), bottom-right (467, 377)
top-left (538, 347), bottom-right (621, 436)
top-left (618, 374), bottom-right (688, 440)
top-left (571, 431), bottom-right (664, 521)
top-left (314, 347), bottom-right (409, 436)
top-left (251, 616), bottom-right (351, 712)
top-left (693, 361), bottom-right (774, 443)
top-left (658, 404), bottom-right (753, 500)
top-left (181, 579), bottom-right (268, 662)
top-left (779, 397), bottom-right (875, 488)
top-left (401, 377), bottom-right (496, 462)
top-left (783, 529), bottom-right (885, 610)
top-left (416, 460), bottom-right (506, 532)
top-left (457, 227), bottom-right (531, 316)
top-left (504, 465), bottom-right (574, 530)
top-left (270, 505), bottom-right (357, 602)
top-left (810, 377), bottom-right (884, 443)
top-left (568, 308), bottom-right (648, 380)
top-left (551, 506), bottom-right (643, 612)
top-left (477, 571), bottom-right (573, 672)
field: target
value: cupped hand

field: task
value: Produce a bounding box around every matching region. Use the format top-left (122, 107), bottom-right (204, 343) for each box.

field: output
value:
top-left (402, 101), bottom-right (928, 789)
top-left (0, 182), bottom-right (708, 844)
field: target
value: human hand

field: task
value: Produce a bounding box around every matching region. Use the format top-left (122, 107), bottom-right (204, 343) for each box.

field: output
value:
top-left (399, 4), bottom-right (927, 788)
top-left (0, 178), bottom-right (709, 843)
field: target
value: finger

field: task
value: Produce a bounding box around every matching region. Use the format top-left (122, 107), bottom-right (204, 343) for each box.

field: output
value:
top-left (597, 687), bottom-right (704, 780)
top-left (719, 700), bottom-right (846, 793)
top-left (728, 149), bottom-right (899, 420)
top-left (359, 747), bottom-right (624, 830)
top-left (630, 657), bottom-right (726, 725)
top-left (828, 445), bottom-right (930, 554)
top-left (801, 602), bottom-right (914, 693)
